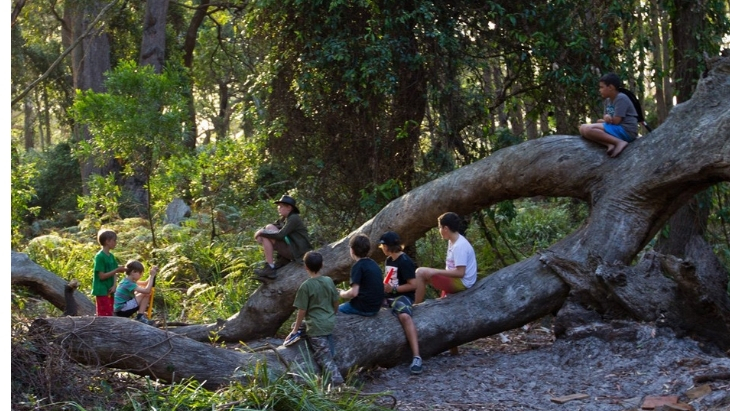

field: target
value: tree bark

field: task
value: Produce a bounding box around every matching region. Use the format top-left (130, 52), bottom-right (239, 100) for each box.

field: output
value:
top-left (29, 316), bottom-right (289, 390)
top-left (64, 0), bottom-right (116, 195)
top-left (11, 251), bottom-right (96, 316)
top-left (139, 0), bottom-right (169, 74)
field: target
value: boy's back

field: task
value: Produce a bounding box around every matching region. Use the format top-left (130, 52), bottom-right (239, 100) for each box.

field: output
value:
top-left (294, 276), bottom-right (338, 336)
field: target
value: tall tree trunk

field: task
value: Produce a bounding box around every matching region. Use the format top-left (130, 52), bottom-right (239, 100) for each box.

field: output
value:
top-left (23, 95), bottom-right (35, 150)
top-left (139, 0), bottom-right (169, 73)
top-left (655, 0), bottom-right (710, 256)
top-left (671, 0), bottom-right (704, 104)
top-left (214, 80), bottom-right (231, 140)
top-left (383, 24), bottom-right (426, 190)
top-left (181, 0), bottom-right (210, 149)
top-left (124, 0), bottom-right (170, 219)
top-left (64, 0), bottom-right (114, 195)
top-left (649, 0), bottom-right (672, 124)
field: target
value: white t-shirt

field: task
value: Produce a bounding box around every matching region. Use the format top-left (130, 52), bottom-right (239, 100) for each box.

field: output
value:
top-left (446, 234), bottom-right (478, 288)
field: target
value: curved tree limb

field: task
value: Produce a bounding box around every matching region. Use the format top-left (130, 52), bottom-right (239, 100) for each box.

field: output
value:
top-left (175, 56), bottom-right (730, 343)
top-left (11, 251), bottom-right (96, 316)
top-left (19, 57), bottom-right (730, 389)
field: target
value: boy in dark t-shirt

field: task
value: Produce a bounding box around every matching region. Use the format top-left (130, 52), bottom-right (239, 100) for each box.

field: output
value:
top-left (380, 231), bottom-right (422, 375)
top-left (339, 234), bottom-right (383, 316)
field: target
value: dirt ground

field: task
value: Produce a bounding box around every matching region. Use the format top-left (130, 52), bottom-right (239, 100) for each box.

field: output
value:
top-left (356, 321), bottom-right (730, 411)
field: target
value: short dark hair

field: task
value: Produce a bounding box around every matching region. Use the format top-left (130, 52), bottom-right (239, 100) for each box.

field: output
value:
top-left (382, 243), bottom-right (402, 253)
top-left (599, 72), bottom-right (622, 89)
top-left (349, 234), bottom-right (371, 258)
top-left (303, 251), bottom-right (323, 273)
top-left (438, 212), bottom-right (462, 233)
top-left (97, 229), bottom-right (117, 246)
top-left (125, 260), bottom-right (144, 275)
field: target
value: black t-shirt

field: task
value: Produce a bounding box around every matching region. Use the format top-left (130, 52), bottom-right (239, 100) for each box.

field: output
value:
top-left (384, 253), bottom-right (417, 302)
top-left (349, 258), bottom-right (384, 313)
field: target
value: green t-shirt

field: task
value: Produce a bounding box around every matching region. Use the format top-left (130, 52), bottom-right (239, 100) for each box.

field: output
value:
top-left (114, 277), bottom-right (138, 311)
top-left (92, 250), bottom-right (118, 296)
top-left (293, 275), bottom-right (339, 337)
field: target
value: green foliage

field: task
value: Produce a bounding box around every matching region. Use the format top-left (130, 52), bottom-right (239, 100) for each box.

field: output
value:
top-left (708, 183), bottom-right (730, 291)
top-left (77, 173), bottom-right (122, 231)
top-left (359, 179), bottom-right (403, 218)
top-left (25, 235), bottom-right (99, 286)
top-left (71, 62), bottom-right (189, 168)
top-left (11, 148), bottom-right (40, 249)
top-left (27, 142), bottom-right (83, 219)
top-left (71, 60), bottom-right (191, 245)
top-left (504, 198), bottom-right (587, 254)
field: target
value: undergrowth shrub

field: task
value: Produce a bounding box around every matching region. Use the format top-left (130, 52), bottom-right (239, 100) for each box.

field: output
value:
top-left (11, 310), bottom-right (390, 411)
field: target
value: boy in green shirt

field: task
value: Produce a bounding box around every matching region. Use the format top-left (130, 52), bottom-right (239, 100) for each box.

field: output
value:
top-left (92, 229), bottom-right (125, 316)
top-left (285, 251), bottom-right (344, 386)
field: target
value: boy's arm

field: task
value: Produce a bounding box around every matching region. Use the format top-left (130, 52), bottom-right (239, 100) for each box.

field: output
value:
top-left (287, 309), bottom-right (307, 340)
top-left (339, 284), bottom-right (360, 299)
top-left (134, 267), bottom-right (158, 294)
top-left (98, 266), bottom-right (125, 280)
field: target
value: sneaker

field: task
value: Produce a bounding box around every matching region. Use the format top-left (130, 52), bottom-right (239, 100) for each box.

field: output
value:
top-left (136, 313), bottom-right (151, 325)
top-left (283, 330), bottom-right (303, 347)
top-left (254, 264), bottom-right (278, 279)
top-left (410, 356), bottom-right (423, 375)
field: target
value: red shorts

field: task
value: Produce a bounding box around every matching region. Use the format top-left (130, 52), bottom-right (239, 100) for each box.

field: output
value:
top-left (95, 295), bottom-right (114, 316)
top-left (430, 275), bottom-right (466, 298)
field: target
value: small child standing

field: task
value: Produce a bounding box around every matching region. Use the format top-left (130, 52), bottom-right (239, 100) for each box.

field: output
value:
top-left (285, 251), bottom-right (344, 386)
top-left (579, 72), bottom-right (639, 158)
top-left (92, 229), bottom-right (126, 316)
top-left (114, 260), bottom-right (157, 324)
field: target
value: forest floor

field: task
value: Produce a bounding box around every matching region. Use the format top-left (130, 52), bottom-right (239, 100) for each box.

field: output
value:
top-left (355, 321), bottom-right (730, 411)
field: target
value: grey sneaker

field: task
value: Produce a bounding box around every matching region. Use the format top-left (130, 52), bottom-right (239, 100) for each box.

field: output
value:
top-left (410, 356), bottom-right (423, 375)
top-left (136, 313), bottom-right (152, 325)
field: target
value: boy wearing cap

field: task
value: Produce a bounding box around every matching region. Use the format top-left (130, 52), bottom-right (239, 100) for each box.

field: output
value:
top-left (254, 195), bottom-right (313, 279)
top-left (380, 231), bottom-right (423, 375)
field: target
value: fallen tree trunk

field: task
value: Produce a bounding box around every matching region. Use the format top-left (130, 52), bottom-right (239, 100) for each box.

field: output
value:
top-left (33, 257), bottom-right (568, 388)
top-left (11, 251), bottom-right (96, 316)
top-left (21, 56), bottom-right (730, 388)
top-left (174, 56), bottom-right (730, 344)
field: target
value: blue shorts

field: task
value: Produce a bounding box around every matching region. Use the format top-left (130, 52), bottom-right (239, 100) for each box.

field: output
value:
top-left (604, 124), bottom-right (636, 143)
top-left (339, 302), bottom-right (378, 317)
top-left (387, 295), bottom-right (414, 318)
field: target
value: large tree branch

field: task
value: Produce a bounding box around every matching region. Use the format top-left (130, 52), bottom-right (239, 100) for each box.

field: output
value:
top-left (11, 251), bottom-right (96, 316)
top-left (20, 57), bottom-right (730, 389)
top-left (174, 57), bottom-right (730, 343)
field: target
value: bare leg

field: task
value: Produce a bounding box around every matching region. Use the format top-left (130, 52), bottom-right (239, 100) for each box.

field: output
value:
top-left (255, 224), bottom-right (280, 265)
top-left (580, 125), bottom-right (627, 157)
top-left (136, 294), bottom-right (150, 314)
top-left (398, 314), bottom-right (420, 357)
top-left (414, 275), bottom-right (427, 304)
top-left (260, 238), bottom-right (275, 265)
